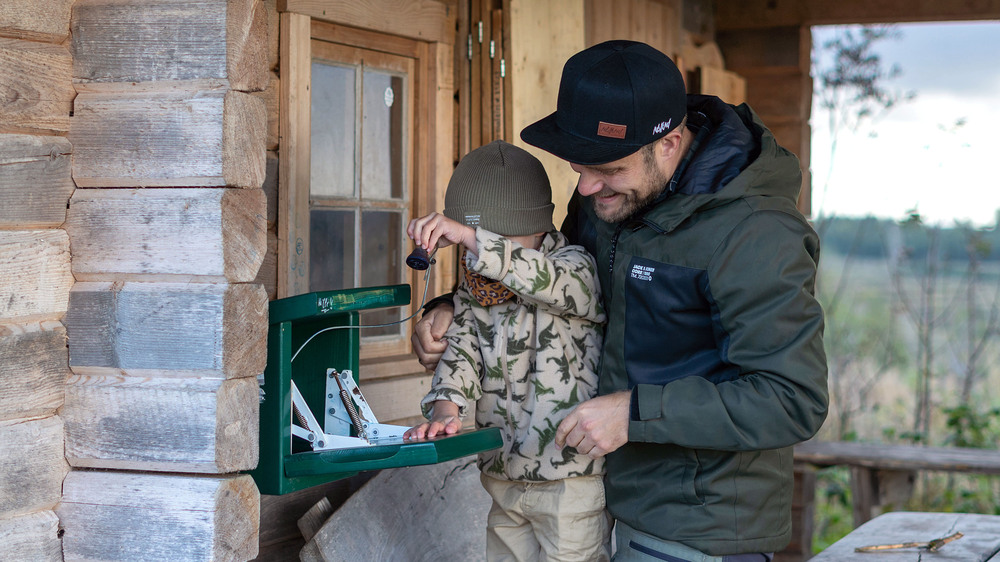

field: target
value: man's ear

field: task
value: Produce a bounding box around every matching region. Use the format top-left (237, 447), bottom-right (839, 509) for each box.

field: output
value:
top-left (658, 129), bottom-right (684, 161)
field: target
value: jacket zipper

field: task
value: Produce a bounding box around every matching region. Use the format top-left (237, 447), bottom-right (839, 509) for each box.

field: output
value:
top-left (498, 319), bottom-right (515, 454)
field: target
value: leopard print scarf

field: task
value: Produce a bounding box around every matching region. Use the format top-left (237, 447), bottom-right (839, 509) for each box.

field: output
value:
top-left (462, 253), bottom-right (516, 306)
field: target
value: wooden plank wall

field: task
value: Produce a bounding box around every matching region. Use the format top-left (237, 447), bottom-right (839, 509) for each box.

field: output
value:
top-left (0, 2), bottom-right (73, 559)
top-left (53, 1), bottom-right (270, 560)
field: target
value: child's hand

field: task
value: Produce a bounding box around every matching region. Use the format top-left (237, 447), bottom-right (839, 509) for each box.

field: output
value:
top-left (403, 400), bottom-right (463, 440)
top-left (407, 212), bottom-right (476, 254)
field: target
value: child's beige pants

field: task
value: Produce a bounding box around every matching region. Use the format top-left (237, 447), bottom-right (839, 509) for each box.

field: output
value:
top-left (480, 473), bottom-right (612, 561)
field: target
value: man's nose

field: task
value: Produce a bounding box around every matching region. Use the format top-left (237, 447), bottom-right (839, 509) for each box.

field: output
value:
top-left (576, 170), bottom-right (603, 197)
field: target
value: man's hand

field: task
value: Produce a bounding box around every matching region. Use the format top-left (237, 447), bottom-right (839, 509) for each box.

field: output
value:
top-left (555, 391), bottom-right (631, 459)
top-left (403, 400), bottom-right (462, 440)
top-left (411, 303), bottom-right (455, 371)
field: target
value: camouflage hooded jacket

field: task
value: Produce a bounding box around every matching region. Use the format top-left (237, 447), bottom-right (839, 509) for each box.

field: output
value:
top-left (420, 228), bottom-right (606, 481)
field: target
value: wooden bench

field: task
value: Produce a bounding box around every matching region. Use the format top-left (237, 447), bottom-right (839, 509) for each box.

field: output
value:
top-left (781, 440), bottom-right (1000, 562)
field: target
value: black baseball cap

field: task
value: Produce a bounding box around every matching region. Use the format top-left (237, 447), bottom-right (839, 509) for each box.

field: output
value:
top-left (521, 40), bottom-right (687, 166)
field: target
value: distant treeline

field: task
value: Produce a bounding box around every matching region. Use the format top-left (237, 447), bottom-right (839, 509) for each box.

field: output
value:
top-left (815, 214), bottom-right (1000, 262)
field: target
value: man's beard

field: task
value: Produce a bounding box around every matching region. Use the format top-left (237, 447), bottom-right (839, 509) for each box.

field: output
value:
top-left (592, 164), bottom-right (670, 223)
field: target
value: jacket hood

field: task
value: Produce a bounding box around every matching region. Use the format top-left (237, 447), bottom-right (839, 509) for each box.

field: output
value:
top-left (639, 95), bottom-right (803, 233)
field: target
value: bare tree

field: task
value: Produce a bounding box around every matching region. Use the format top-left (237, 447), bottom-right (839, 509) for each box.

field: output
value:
top-left (812, 25), bottom-right (914, 224)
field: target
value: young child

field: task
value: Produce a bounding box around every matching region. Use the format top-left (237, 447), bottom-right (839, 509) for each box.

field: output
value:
top-left (403, 140), bottom-right (610, 561)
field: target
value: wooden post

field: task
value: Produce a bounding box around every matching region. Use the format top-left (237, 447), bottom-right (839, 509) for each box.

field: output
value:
top-left (58, 471), bottom-right (259, 561)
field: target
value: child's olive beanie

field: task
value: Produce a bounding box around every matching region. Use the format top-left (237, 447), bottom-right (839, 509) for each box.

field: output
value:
top-left (444, 140), bottom-right (555, 236)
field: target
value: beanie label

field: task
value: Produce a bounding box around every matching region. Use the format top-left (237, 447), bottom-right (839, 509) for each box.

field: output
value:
top-left (464, 213), bottom-right (481, 227)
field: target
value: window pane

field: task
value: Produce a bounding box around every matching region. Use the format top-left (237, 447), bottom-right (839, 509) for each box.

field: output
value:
top-left (310, 209), bottom-right (355, 291)
top-left (362, 71), bottom-right (405, 200)
top-left (360, 210), bottom-right (403, 336)
top-left (311, 62), bottom-right (356, 198)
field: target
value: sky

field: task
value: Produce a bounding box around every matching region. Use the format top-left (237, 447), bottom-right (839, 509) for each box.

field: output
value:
top-left (810, 21), bottom-right (1000, 227)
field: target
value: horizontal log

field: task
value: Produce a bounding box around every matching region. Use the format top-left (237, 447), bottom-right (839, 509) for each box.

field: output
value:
top-left (0, 230), bottom-right (72, 321)
top-left (0, 0), bottom-right (73, 42)
top-left (0, 321), bottom-right (67, 421)
top-left (72, 0), bottom-right (267, 91)
top-left (0, 416), bottom-right (68, 515)
top-left (66, 188), bottom-right (267, 282)
top-left (0, 134), bottom-right (73, 228)
top-left (59, 471), bottom-right (259, 561)
top-left (66, 281), bottom-right (267, 378)
top-left (70, 88), bottom-right (266, 188)
top-left (0, 511), bottom-right (62, 561)
top-left (64, 374), bottom-right (259, 473)
top-left (0, 38), bottom-right (73, 134)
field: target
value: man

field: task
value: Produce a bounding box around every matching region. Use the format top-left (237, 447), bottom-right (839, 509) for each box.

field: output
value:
top-left (413, 40), bottom-right (828, 561)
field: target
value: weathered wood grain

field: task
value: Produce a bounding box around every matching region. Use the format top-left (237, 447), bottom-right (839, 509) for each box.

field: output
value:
top-left (70, 88), bottom-right (266, 188)
top-left (66, 188), bottom-right (267, 282)
top-left (0, 134), bottom-right (73, 228)
top-left (0, 0), bottom-right (73, 42)
top-left (795, 439), bottom-right (1000, 474)
top-left (280, 0), bottom-right (453, 43)
top-left (66, 282), bottom-right (266, 379)
top-left (63, 374), bottom-right (259, 473)
top-left (0, 321), bottom-right (67, 421)
top-left (0, 230), bottom-right (72, 321)
top-left (0, 415), bottom-right (68, 515)
top-left (59, 471), bottom-right (259, 561)
top-left (253, 71), bottom-right (279, 151)
top-left (0, 511), bottom-right (62, 561)
top-left (72, 0), bottom-right (267, 92)
top-left (0, 38), bottom-right (73, 134)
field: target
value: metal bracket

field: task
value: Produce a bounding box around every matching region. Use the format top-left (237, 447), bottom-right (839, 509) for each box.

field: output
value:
top-left (290, 369), bottom-right (408, 452)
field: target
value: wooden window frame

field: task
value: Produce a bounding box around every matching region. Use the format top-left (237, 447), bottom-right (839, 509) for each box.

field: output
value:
top-left (277, 6), bottom-right (457, 373)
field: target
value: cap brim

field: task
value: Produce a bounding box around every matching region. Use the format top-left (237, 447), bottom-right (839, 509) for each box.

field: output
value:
top-left (520, 112), bottom-right (645, 166)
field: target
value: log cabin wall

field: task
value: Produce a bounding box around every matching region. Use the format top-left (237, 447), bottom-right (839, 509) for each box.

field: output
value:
top-left (0, 2), bottom-right (75, 558)
top-left (56, 0), bottom-right (269, 559)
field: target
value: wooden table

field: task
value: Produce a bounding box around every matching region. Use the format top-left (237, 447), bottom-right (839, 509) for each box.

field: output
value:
top-left (810, 511), bottom-right (1000, 561)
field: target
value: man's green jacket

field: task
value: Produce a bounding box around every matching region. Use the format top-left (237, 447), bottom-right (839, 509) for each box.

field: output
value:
top-left (563, 94), bottom-right (829, 556)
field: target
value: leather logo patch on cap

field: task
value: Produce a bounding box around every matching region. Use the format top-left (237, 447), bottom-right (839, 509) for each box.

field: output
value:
top-left (597, 121), bottom-right (627, 139)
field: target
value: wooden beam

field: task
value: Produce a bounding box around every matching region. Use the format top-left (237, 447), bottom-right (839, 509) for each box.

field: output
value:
top-left (716, 0), bottom-right (1000, 30)
top-left (0, 230), bottom-right (72, 321)
top-left (279, 0), bottom-right (455, 44)
top-left (66, 282), bottom-right (267, 379)
top-left (63, 374), bottom-right (259, 473)
top-left (0, 511), bottom-right (63, 561)
top-left (0, 134), bottom-right (73, 229)
top-left (66, 188), bottom-right (267, 282)
top-left (254, 72), bottom-right (281, 152)
top-left (277, 12), bottom-right (311, 298)
top-left (71, 0), bottom-right (267, 92)
top-left (70, 86), bottom-right (266, 188)
top-left (0, 416), bottom-right (68, 514)
top-left (0, 0), bottom-right (73, 43)
top-left (0, 38), bottom-right (72, 134)
top-left (0, 321), bottom-right (67, 421)
top-left (58, 471), bottom-right (259, 561)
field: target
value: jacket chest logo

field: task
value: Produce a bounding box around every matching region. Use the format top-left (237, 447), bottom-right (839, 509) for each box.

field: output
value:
top-left (630, 263), bottom-right (654, 281)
